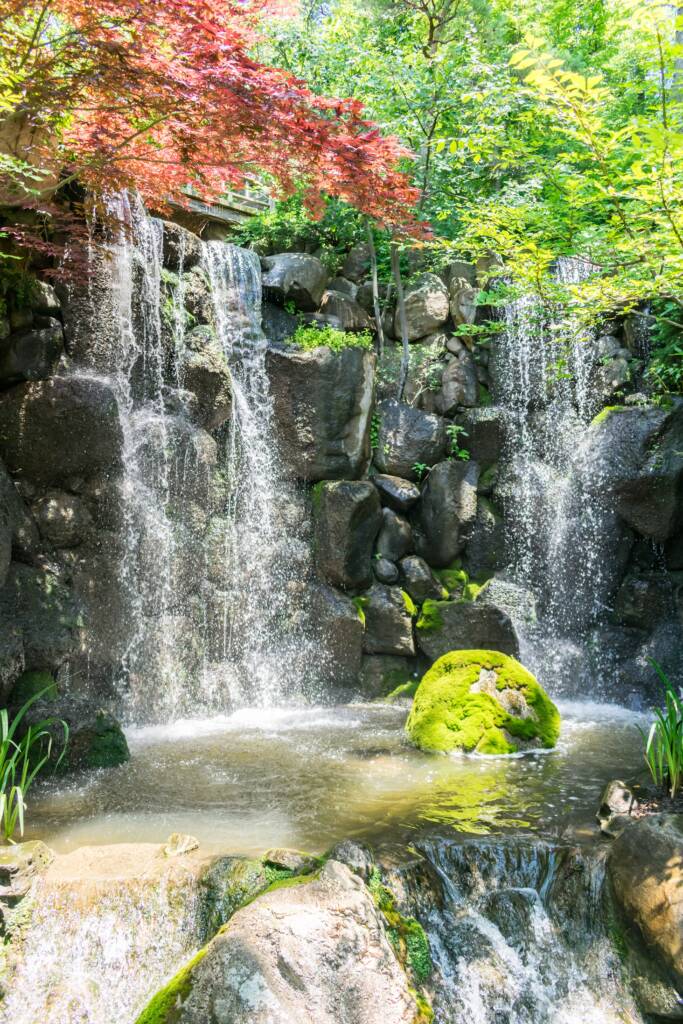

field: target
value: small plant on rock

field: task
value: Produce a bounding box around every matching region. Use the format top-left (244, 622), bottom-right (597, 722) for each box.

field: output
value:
top-left (639, 661), bottom-right (683, 799)
top-left (412, 462), bottom-right (429, 481)
top-left (446, 424), bottom-right (470, 461)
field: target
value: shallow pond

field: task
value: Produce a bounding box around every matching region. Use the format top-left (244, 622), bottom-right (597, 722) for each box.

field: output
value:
top-left (26, 700), bottom-right (646, 854)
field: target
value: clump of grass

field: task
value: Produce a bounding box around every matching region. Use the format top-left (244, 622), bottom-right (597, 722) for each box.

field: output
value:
top-left (290, 324), bottom-right (373, 352)
top-left (639, 660), bottom-right (683, 799)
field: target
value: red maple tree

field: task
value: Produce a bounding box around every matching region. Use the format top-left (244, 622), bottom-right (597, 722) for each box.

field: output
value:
top-left (0, 0), bottom-right (421, 235)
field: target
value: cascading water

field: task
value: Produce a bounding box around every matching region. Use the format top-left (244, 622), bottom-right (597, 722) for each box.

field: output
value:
top-left (203, 242), bottom-right (316, 707)
top-left (493, 259), bottom-right (629, 692)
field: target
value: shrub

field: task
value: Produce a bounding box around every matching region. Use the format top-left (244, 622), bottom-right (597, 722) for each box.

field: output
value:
top-left (290, 324), bottom-right (373, 353)
top-left (639, 660), bottom-right (683, 799)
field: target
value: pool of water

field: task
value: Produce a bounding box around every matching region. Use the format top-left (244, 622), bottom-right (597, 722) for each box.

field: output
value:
top-left (26, 700), bottom-right (646, 854)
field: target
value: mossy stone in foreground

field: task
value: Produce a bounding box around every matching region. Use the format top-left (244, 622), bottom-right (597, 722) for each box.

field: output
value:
top-left (406, 650), bottom-right (560, 755)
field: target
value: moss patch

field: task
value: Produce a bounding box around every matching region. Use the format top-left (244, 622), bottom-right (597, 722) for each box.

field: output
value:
top-left (135, 944), bottom-right (208, 1024)
top-left (367, 869), bottom-right (433, 984)
top-left (401, 590), bottom-right (418, 617)
top-left (9, 671), bottom-right (58, 704)
top-left (590, 404), bottom-right (627, 427)
top-left (415, 599), bottom-right (445, 632)
top-left (384, 678), bottom-right (420, 702)
top-left (406, 649), bottom-right (561, 755)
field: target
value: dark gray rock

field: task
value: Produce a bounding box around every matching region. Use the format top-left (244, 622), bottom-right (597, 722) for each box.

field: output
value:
top-left (399, 555), bottom-right (446, 604)
top-left (376, 508), bottom-right (413, 562)
top-left (262, 301), bottom-right (298, 345)
top-left (588, 403), bottom-right (683, 542)
top-left (374, 558), bottom-right (399, 585)
top-left (394, 273), bottom-right (449, 341)
top-left (462, 497), bottom-right (507, 579)
top-left (373, 400), bottom-right (447, 481)
top-left (178, 345), bottom-right (232, 431)
top-left (318, 291), bottom-right (371, 332)
top-left (0, 376), bottom-right (123, 485)
top-left (19, 695), bottom-right (129, 772)
top-left (0, 320), bottom-right (64, 386)
top-left (612, 573), bottom-right (676, 631)
top-left (362, 584), bottom-right (415, 656)
top-left (137, 417), bottom-right (217, 527)
top-left (358, 654), bottom-right (420, 700)
top-left (460, 406), bottom-right (508, 467)
top-left (0, 617), bottom-right (24, 703)
top-left (267, 347), bottom-right (374, 482)
top-left (262, 252), bottom-right (328, 311)
top-left (0, 563), bottom-right (79, 673)
top-left (327, 277), bottom-right (357, 297)
top-left (439, 351), bottom-right (478, 414)
top-left (620, 621), bottom-right (683, 704)
top-left (183, 265), bottom-right (214, 326)
top-left (310, 584), bottom-right (363, 688)
top-left (0, 459), bottom-right (37, 584)
top-left (415, 460), bottom-right (479, 568)
top-left (32, 491), bottom-right (93, 548)
top-left (357, 281), bottom-right (392, 316)
top-left (372, 474), bottom-right (420, 512)
top-left (342, 243), bottom-right (371, 283)
top-left (314, 481), bottom-right (381, 590)
top-left (161, 221), bottom-right (203, 271)
top-left (416, 599), bottom-right (520, 661)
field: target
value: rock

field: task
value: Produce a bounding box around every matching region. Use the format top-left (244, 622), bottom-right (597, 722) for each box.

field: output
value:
top-left (374, 557), bottom-right (399, 585)
top-left (8, 669), bottom-right (58, 704)
top-left (318, 291), bottom-right (371, 332)
top-left (612, 573), bottom-right (676, 631)
top-left (406, 650), bottom-right (560, 754)
top-left (597, 780), bottom-right (640, 834)
top-left (620, 621), bottom-right (683, 705)
top-left (372, 474), bottom-right (421, 513)
top-left (376, 508), bottom-right (413, 562)
top-left (314, 481), bottom-right (382, 590)
top-left (478, 578), bottom-right (537, 625)
top-left (588, 403), bottom-right (683, 542)
top-left (0, 841), bottom-right (54, 899)
top-left (416, 599), bottom-right (520, 661)
top-left (164, 833), bottom-right (200, 857)
top-left (444, 260), bottom-right (476, 288)
top-left (609, 815), bottom-right (683, 989)
top-left (0, 563), bottom-right (79, 673)
top-left (357, 281), bottom-right (392, 316)
top-left (358, 654), bottom-right (420, 700)
top-left (399, 555), bottom-right (447, 604)
top-left (267, 347), bottom-right (374, 481)
top-left (448, 280), bottom-right (477, 325)
top-left (261, 301), bottom-right (298, 345)
top-left (0, 320), bottom-right (64, 386)
top-left (0, 376), bottom-right (123, 485)
top-left (325, 840), bottom-right (374, 881)
top-left (362, 584), bottom-right (415, 656)
top-left (263, 849), bottom-right (319, 874)
top-left (183, 265), bottom-right (214, 326)
top-left (395, 273), bottom-right (449, 341)
top-left (137, 417), bottom-right (218, 525)
top-left (415, 460), bottom-right (479, 568)
top-left (439, 351), bottom-right (478, 414)
top-left (0, 458), bottom-right (36, 585)
top-left (31, 490), bottom-right (93, 548)
top-left (262, 252), bottom-right (328, 311)
top-left (136, 860), bottom-right (419, 1024)
top-left (342, 243), bottom-right (372, 282)
top-left (19, 695), bottom-right (129, 772)
top-left (462, 497), bottom-right (507, 578)
top-left (373, 400), bottom-right (447, 480)
top-left (459, 407), bottom-right (507, 467)
top-left (30, 280), bottom-right (61, 317)
top-left (179, 345), bottom-right (232, 431)
top-left (309, 584), bottom-right (363, 688)
top-left (327, 277), bottom-right (357, 297)
top-left (161, 221), bottom-right (203, 271)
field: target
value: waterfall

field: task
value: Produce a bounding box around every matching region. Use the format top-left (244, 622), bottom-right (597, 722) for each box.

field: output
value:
top-left (203, 242), bottom-right (315, 708)
top-left (493, 259), bottom-right (627, 693)
top-left (393, 838), bottom-right (645, 1024)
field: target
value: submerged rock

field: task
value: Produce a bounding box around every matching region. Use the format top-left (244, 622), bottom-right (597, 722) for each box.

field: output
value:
top-left (135, 860), bottom-right (419, 1024)
top-left (415, 598), bottom-right (520, 661)
top-left (406, 650), bottom-right (560, 754)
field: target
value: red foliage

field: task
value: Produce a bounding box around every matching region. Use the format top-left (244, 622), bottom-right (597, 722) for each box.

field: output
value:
top-left (0, 0), bottom-right (422, 233)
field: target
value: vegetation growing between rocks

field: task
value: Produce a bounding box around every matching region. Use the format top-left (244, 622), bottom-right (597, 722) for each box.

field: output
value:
top-left (290, 325), bottom-right (374, 352)
top-left (639, 661), bottom-right (683, 798)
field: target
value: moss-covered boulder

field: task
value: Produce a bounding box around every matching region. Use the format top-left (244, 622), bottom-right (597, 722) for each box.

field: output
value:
top-left (406, 650), bottom-right (560, 755)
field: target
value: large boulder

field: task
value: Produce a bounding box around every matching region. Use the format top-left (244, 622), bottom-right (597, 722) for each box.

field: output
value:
top-left (318, 291), bottom-right (371, 332)
top-left (373, 400), bottom-right (446, 481)
top-left (267, 347), bottom-right (374, 481)
top-left (342, 243), bottom-right (372, 283)
top-left (310, 584), bottom-right (363, 688)
top-left (406, 650), bottom-right (560, 754)
top-left (415, 460), bottom-right (479, 568)
top-left (18, 695), bottom-right (129, 772)
top-left (439, 351), bottom-right (478, 414)
top-left (361, 584), bottom-right (415, 656)
top-left (462, 497), bottom-right (507, 579)
top-left (161, 221), bottom-right (203, 271)
top-left (262, 253), bottom-right (328, 311)
top-left (608, 815), bottom-right (683, 990)
top-left (0, 320), bottom-right (64, 386)
top-left (448, 280), bottom-right (477, 326)
top-left (314, 481), bottom-right (382, 590)
top-left (394, 273), bottom-right (449, 341)
top-left (588, 403), bottom-right (683, 542)
top-left (0, 376), bottom-right (123, 485)
top-left (416, 599), bottom-right (520, 661)
top-left (135, 860), bottom-right (419, 1024)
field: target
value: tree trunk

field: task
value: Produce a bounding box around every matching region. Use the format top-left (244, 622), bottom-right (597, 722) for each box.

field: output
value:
top-left (391, 241), bottom-right (410, 402)
top-left (365, 219), bottom-right (385, 359)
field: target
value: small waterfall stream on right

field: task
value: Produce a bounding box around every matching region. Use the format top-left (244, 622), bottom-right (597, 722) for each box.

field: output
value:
top-left (492, 259), bottom-right (631, 696)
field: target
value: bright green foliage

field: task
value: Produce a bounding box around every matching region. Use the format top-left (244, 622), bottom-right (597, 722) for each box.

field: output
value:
top-left (590, 405), bottom-right (627, 427)
top-left (639, 660), bottom-right (683, 798)
top-left (290, 325), bottom-right (374, 352)
top-left (415, 599), bottom-right (444, 632)
top-left (352, 595), bottom-right (369, 626)
top-left (406, 650), bottom-right (561, 754)
top-left (401, 590), bottom-right (418, 617)
top-left (0, 689), bottom-right (68, 841)
top-left (134, 944), bottom-right (208, 1024)
top-left (367, 868), bottom-right (433, 985)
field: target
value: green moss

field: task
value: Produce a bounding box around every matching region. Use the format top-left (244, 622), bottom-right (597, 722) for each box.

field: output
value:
top-left (477, 383), bottom-right (492, 407)
top-left (401, 590), bottom-right (418, 617)
top-left (590, 404), bottom-right (627, 427)
top-left (406, 649), bottom-right (561, 754)
top-left (416, 599), bottom-right (445, 632)
top-left (384, 678), bottom-right (420, 702)
top-left (311, 480), bottom-right (326, 512)
top-left (135, 944), bottom-right (208, 1024)
top-left (263, 864), bottom-right (295, 886)
top-left (81, 715), bottom-right (130, 770)
top-left (9, 670), bottom-right (57, 704)
top-left (367, 868), bottom-right (433, 985)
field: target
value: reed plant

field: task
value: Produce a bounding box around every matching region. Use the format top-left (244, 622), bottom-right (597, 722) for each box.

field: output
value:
top-left (639, 661), bottom-right (683, 799)
top-left (0, 690), bottom-right (68, 842)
